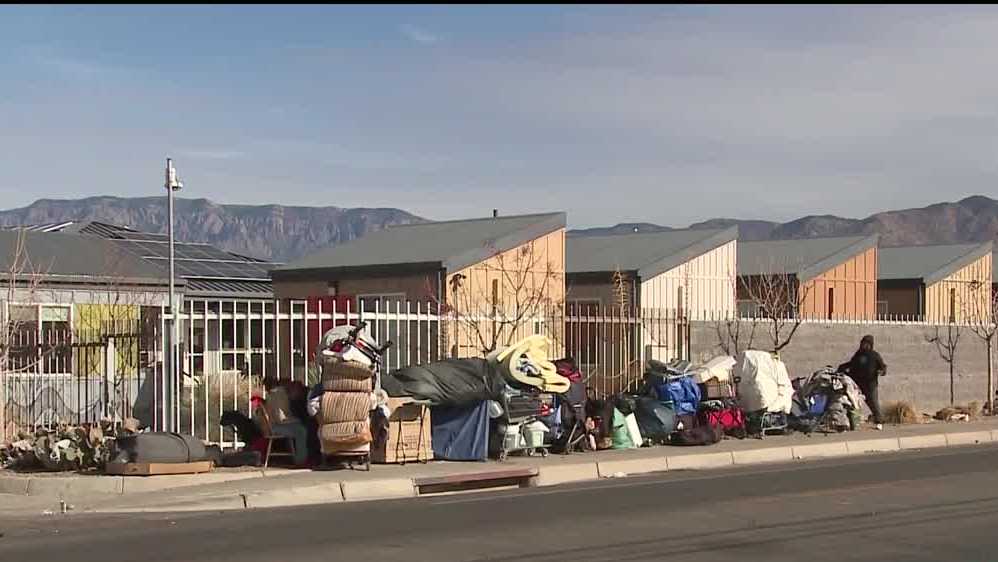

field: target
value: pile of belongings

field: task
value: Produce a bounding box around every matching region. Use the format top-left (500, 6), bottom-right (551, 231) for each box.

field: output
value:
top-left (733, 350), bottom-right (793, 437)
top-left (315, 325), bottom-right (382, 456)
top-left (790, 366), bottom-right (864, 433)
top-left (488, 335), bottom-right (571, 394)
top-left (383, 335), bottom-right (571, 408)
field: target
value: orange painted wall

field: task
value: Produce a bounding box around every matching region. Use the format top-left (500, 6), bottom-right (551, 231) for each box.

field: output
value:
top-left (446, 228), bottom-right (566, 356)
top-left (924, 253), bottom-right (992, 323)
top-left (800, 246), bottom-right (878, 320)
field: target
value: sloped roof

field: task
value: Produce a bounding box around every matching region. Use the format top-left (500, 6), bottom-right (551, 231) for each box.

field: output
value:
top-left (272, 212), bottom-right (566, 277)
top-left (4, 221), bottom-right (276, 298)
top-left (0, 230), bottom-right (173, 287)
top-left (566, 227), bottom-right (737, 280)
top-left (879, 241), bottom-right (992, 285)
top-left (738, 235), bottom-right (879, 282)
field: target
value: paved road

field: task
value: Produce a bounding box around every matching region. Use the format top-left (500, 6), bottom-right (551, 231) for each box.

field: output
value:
top-left (4, 445), bottom-right (998, 561)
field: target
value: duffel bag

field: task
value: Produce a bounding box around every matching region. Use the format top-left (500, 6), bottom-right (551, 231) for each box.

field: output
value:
top-left (700, 406), bottom-right (746, 439)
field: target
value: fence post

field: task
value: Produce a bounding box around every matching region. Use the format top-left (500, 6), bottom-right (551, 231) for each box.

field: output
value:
top-left (104, 336), bottom-right (117, 421)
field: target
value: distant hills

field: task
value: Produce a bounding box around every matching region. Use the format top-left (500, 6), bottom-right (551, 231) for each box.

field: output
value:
top-left (571, 195), bottom-right (998, 247)
top-left (0, 197), bottom-right (424, 262)
top-left (1, 195), bottom-right (997, 262)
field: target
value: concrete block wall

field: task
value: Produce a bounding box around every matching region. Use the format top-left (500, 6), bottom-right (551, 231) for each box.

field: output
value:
top-left (690, 320), bottom-right (992, 415)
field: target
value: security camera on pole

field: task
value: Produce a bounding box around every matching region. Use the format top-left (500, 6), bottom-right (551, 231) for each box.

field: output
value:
top-left (165, 158), bottom-right (183, 431)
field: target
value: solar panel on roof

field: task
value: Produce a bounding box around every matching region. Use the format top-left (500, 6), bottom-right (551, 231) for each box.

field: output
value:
top-left (118, 232), bottom-right (169, 243)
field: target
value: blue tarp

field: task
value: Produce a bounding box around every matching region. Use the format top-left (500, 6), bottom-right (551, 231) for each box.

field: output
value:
top-left (431, 400), bottom-right (490, 461)
top-left (655, 375), bottom-right (701, 416)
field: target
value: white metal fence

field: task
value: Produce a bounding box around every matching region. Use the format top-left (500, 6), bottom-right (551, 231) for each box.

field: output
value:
top-left (3, 299), bottom-right (777, 444)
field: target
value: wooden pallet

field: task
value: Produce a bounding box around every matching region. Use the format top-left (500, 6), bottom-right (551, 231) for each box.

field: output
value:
top-left (104, 460), bottom-right (214, 476)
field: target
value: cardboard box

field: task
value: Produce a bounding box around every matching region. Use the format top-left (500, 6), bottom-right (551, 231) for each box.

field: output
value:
top-left (372, 402), bottom-right (433, 464)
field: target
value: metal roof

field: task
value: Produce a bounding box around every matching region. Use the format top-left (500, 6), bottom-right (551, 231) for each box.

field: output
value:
top-left (738, 235), bottom-right (879, 282)
top-left (272, 212), bottom-right (566, 277)
top-left (566, 227), bottom-right (737, 280)
top-left (879, 242), bottom-right (993, 285)
top-left (2, 220), bottom-right (275, 298)
top-left (0, 230), bottom-right (172, 287)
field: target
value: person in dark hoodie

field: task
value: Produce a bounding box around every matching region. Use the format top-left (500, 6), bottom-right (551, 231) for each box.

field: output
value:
top-left (838, 335), bottom-right (888, 430)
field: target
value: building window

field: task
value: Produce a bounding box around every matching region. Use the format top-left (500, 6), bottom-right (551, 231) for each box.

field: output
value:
top-left (827, 288), bottom-right (834, 320)
top-left (6, 304), bottom-right (72, 374)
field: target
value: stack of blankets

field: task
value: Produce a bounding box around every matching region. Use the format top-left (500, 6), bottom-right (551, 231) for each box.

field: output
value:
top-left (317, 357), bottom-right (375, 455)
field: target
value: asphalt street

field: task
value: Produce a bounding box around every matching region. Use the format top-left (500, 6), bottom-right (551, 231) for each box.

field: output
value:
top-left (4, 445), bottom-right (998, 561)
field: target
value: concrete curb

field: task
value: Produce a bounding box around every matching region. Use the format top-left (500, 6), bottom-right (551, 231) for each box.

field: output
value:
top-left (340, 478), bottom-right (416, 502)
top-left (534, 463), bottom-right (600, 487)
top-left (596, 457), bottom-right (667, 478)
top-left (946, 431), bottom-right (993, 446)
top-left (8, 427), bottom-right (998, 514)
top-left (791, 442), bottom-right (850, 460)
top-left (243, 483), bottom-right (344, 509)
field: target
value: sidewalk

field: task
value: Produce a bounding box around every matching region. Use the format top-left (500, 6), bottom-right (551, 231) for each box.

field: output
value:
top-left (4, 419), bottom-right (997, 515)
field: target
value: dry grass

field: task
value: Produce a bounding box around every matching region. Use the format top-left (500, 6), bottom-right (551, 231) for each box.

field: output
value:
top-left (883, 401), bottom-right (920, 425)
top-left (934, 401), bottom-right (982, 422)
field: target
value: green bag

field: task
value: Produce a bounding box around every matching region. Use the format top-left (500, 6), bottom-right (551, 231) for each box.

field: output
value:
top-left (611, 407), bottom-right (638, 449)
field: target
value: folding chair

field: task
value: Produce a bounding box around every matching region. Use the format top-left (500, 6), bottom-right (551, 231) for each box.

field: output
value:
top-left (257, 406), bottom-right (296, 469)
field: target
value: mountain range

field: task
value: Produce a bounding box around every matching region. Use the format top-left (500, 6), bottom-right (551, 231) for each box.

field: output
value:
top-left (0, 195), bottom-right (996, 262)
top-left (573, 195), bottom-right (998, 247)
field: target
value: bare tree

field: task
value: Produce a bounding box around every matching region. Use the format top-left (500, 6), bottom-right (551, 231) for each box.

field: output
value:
top-left (714, 314), bottom-right (759, 357)
top-left (0, 230), bottom-right (49, 440)
top-left (926, 323), bottom-right (962, 406)
top-left (738, 266), bottom-right (812, 353)
top-left (437, 239), bottom-right (563, 356)
top-left (960, 280), bottom-right (996, 413)
top-left (713, 277), bottom-right (758, 356)
top-left (74, 244), bottom-right (158, 422)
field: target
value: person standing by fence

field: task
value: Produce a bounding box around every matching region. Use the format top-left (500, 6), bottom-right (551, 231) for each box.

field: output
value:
top-left (838, 335), bottom-right (887, 430)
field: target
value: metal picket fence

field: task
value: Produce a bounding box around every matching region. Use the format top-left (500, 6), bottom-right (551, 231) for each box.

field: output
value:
top-left (2, 298), bottom-right (690, 445)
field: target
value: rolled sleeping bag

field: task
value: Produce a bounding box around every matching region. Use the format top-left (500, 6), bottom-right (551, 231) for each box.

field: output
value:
top-left (319, 421), bottom-right (372, 450)
top-left (318, 391), bottom-right (372, 425)
top-left (322, 358), bottom-right (375, 381)
top-left (323, 377), bottom-right (373, 392)
top-left (110, 432), bottom-right (209, 465)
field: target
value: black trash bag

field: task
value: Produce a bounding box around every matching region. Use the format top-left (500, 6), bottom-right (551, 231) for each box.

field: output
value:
top-left (220, 450), bottom-right (262, 468)
top-left (220, 410), bottom-right (262, 444)
top-left (383, 358), bottom-right (505, 407)
top-left (634, 397), bottom-right (677, 443)
top-left (110, 432), bottom-right (211, 464)
top-left (670, 424), bottom-right (723, 446)
top-left (613, 393), bottom-right (639, 416)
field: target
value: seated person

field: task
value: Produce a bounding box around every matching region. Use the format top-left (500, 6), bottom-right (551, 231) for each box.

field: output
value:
top-left (253, 376), bottom-right (308, 466)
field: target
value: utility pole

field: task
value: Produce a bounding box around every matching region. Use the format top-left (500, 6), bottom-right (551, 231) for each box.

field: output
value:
top-left (165, 158), bottom-right (183, 431)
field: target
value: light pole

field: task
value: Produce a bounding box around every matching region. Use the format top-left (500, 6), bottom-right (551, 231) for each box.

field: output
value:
top-left (164, 158), bottom-right (183, 431)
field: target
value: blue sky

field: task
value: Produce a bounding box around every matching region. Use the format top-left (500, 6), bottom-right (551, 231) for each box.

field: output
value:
top-left (3, 5), bottom-right (998, 227)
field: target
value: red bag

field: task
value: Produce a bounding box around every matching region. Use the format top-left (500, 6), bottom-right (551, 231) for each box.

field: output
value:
top-left (700, 404), bottom-right (746, 438)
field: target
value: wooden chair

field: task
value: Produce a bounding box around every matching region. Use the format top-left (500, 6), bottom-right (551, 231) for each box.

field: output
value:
top-left (257, 405), bottom-right (296, 469)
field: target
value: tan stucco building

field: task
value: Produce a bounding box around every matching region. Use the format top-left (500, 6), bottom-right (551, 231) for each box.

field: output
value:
top-left (564, 227), bottom-right (737, 365)
top-left (878, 242), bottom-right (993, 323)
top-left (271, 212), bottom-right (566, 357)
top-left (737, 235), bottom-right (880, 321)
